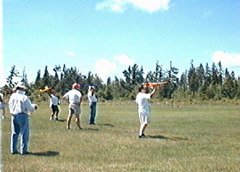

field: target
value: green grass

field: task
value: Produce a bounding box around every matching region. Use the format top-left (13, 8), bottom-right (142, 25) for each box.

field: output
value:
top-left (1, 102), bottom-right (240, 171)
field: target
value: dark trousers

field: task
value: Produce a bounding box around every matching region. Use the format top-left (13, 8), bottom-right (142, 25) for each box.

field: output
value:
top-left (89, 102), bottom-right (97, 124)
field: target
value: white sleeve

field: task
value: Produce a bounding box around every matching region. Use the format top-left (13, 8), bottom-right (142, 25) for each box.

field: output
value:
top-left (24, 97), bottom-right (36, 112)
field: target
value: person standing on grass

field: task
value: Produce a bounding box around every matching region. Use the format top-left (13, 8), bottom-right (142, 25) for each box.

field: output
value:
top-left (87, 86), bottom-right (98, 125)
top-left (63, 83), bottom-right (83, 130)
top-left (8, 83), bottom-right (38, 155)
top-left (48, 89), bottom-right (60, 121)
top-left (135, 84), bottom-right (156, 138)
top-left (0, 92), bottom-right (6, 119)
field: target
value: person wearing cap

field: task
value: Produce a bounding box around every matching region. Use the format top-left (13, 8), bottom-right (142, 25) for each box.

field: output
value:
top-left (135, 84), bottom-right (156, 138)
top-left (48, 89), bottom-right (60, 121)
top-left (63, 83), bottom-right (83, 130)
top-left (8, 83), bottom-right (38, 155)
top-left (0, 92), bottom-right (6, 119)
top-left (87, 86), bottom-right (98, 125)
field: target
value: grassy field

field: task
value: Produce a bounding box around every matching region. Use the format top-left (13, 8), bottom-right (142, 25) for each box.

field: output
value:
top-left (1, 102), bottom-right (240, 171)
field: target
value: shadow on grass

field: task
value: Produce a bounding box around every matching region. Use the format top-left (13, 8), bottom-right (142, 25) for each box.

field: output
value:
top-left (148, 135), bottom-right (188, 141)
top-left (98, 123), bottom-right (115, 127)
top-left (28, 151), bottom-right (59, 157)
top-left (83, 128), bottom-right (99, 131)
top-left (56, 119), bottom-right (66, 122)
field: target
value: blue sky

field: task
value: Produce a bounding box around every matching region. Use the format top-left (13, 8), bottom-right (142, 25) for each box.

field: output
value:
top-left (2, 0), bottom-right (240, 85)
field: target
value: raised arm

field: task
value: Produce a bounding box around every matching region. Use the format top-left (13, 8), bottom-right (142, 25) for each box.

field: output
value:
top-left (150, 88), bottom-right (156, 98)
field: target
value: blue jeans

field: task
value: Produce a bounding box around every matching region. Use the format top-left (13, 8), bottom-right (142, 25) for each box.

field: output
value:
top-left (89, 102), bottom-right (97, 124)
top-left (10, 113), bottom-right (29, 154)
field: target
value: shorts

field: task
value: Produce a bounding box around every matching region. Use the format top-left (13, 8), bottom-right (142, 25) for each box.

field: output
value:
top-left (51, 105), bottom-right (59, 113)
top-left (138, 112), bottom-right (150, 125)
top-left (69, 104), bottom-right (81, 117)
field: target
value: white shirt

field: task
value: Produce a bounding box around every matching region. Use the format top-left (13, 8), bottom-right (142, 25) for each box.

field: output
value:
top-left (63, 89), bottom-right (82, 104)
top-left (49, 94), bottom-right (59, 107)
top-left (8, 90), bottom-right (36, 114)
top-left (135, 92), bottom-right (151, 114)
top-left (87, 91), bottom-right (98, 103)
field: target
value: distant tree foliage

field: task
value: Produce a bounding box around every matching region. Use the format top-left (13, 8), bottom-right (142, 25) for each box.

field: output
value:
top-left (2, 60), bottom-right (240, 101)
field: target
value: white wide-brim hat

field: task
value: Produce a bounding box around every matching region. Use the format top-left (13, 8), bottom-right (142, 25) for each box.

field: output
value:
top-left (15, 82), bottom-right (26, 90)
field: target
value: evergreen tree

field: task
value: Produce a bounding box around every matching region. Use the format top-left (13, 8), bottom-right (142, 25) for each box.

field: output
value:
top-left (41, 65), bottom-right (51, 88)
top-left (188, 60), bottom-right (199, 95)
top-left (6, 65), bottom-right (19, 88)
top-left (35, 70), bottom-right (41, 87)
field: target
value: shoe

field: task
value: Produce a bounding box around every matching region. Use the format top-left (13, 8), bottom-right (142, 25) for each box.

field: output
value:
top-left (55, 117), bottom-right (59, 121)
top-left (20, 151), bottom-right (30, 155)
top-left (11, 151), bottom-right (19, 155)
top-left (138, 134), bottom-right (146, 138)
top-left (50, 117), bottom-right (53, 121)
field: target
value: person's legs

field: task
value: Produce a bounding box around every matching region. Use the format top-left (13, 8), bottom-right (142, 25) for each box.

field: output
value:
top-left (55, 106), bottom-right (59, 120)
top-left (19, 114), bottom-right (29, 154)
top-left (10, 115), bottom-right (20, 153)
top-left (141, 124), bottom-right (148, 135)
top-left (139, 113), bottom-right (148, 137)
top-left (52, 105), bottom-right (59, 120)
top-left (89, 104), bottom-right (93, 124)
top-left (67, 108), bottom-right (74, 129)
top-left (139, 124), bottom-right (145, 136)
top-left (50, 105), bottom-right (55, 120)
top-left (89, 102), bottom-right (96, 124)
top-left (92, 103), bottom-right (97, 123)
top-left (75, 114), bottom-right (83, 129)
top-left (1, 107), bottom-right (6, 119)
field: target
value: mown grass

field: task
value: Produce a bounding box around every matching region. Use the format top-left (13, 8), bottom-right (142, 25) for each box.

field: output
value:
top-left (1, 102), bottom-right (240, 171)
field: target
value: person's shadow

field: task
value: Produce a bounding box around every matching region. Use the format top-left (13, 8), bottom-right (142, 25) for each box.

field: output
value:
top-left (56, 119), bottom-right (66, 122)
top-left (148, 135), bottom-right (188, 141)
top-left (27, 151), bottom-right (59, 157)
top-left (98, 123), bottom-right (115, 127)
top-left (148, 135), bottom-right (169, 140)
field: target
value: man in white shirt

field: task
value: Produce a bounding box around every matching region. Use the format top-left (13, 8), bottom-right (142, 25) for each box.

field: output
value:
top-left (87, 86), bottom-right (98, 125)
top-left (8, 83), bottom-right (37, 155)
top-left (63, 83), bottom-right (83, 130)
top-left (135, 85), bottom-right (156, 138)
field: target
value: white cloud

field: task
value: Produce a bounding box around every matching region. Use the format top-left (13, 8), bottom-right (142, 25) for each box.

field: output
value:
top-left (212, 51), bottom-right (240, 67)
top-left (96, 0), bottom-right (170, 13)
top-left (64, 50), bottom-right (77, 58)
top-left (114, 54), bottom-right (135, 66)
top-left (129, 0), bottom-right (170, 12)
top-left (95, 59), bottom-right (117, 82)
top-left (94, 54), bottom-right (135, 82)
top-left (95, 0), bottom-right (127, 13)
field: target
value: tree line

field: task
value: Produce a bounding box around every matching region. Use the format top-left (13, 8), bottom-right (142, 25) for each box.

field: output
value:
top-left (2, 60), bottom-right (240, 102)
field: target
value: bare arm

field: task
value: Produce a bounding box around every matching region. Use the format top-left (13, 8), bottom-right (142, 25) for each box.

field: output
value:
top-left (150, 88), bottom-right (156, 98)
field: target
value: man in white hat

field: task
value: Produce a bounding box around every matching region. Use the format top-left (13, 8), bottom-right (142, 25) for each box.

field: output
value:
top-left (8, 83), bottom-right (38, 155)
